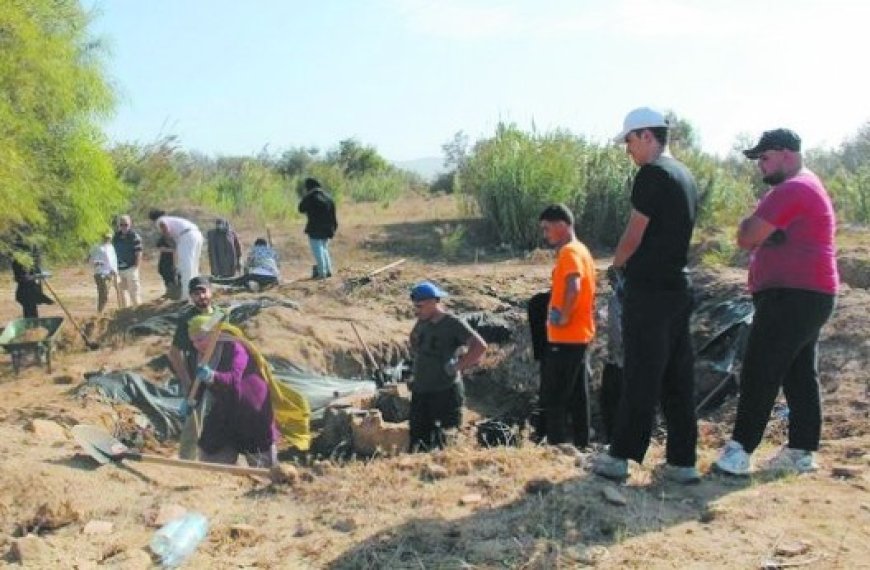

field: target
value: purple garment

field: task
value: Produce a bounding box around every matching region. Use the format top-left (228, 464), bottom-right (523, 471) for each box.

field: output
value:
top-left (199, 340), bottom-right (279, 455)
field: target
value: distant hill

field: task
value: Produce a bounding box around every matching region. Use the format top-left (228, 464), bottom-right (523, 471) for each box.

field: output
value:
top-left (393, 156), bottom-right (446, 181)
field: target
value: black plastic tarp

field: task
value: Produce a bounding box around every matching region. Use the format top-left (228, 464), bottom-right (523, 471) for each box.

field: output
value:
top-left (78, 358), bottom-right (375, 441)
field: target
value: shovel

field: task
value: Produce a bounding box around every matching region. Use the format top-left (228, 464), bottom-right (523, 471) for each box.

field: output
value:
top-left (41, 277), bottom-right (100, 350)
top-left (71, 424), bottom-right (273, 478)
top-left (186, 305), bottom-right (238, 435)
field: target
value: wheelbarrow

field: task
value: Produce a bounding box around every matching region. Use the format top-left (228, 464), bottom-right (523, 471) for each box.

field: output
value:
top-left (0, 316), bottom-right (64, 375)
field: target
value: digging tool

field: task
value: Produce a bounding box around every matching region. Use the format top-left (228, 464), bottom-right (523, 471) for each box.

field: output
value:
top-left (349, 321), bottom-right (379, 373)
top-left (71, 424), bottom-right (272, 478)
top-left (41, 277), bottom-right (100, 350)
top-left (186, 307), bottom-right (234, 435)
top-left (344, 258), bottom-right (406, 290)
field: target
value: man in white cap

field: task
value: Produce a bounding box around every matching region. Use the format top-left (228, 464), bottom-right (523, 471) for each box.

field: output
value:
top-left (714, 128), bottom-right (838, 476)
top-left (592, 107), bottom-right (700, 484)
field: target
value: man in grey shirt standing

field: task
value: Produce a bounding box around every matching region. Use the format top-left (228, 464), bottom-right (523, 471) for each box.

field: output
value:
top-left (408, 281), bottom-right (487, 451)
top-left (112, 214), bottom-right (143, 307)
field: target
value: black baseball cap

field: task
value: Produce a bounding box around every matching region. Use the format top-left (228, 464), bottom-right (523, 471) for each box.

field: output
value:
top-left (743, 128), bottom-right (801, 159)
top-left (188, 275), bottom-right (211, 292)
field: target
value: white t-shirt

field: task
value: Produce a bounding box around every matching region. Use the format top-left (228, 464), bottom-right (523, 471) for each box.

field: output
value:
top-left (89, 243), bottom-right (118, 276)
top-left (157, 216), bottom-right (198, 240)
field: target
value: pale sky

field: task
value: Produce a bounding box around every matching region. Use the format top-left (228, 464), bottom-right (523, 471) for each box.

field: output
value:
top-left (85, 0), bottom-right (868, 162)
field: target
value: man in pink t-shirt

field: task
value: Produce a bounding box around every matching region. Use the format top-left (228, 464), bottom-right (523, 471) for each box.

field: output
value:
top-left (715, 128), bottom-right (839, 477)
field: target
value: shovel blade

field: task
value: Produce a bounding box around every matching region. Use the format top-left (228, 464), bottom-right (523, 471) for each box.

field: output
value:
top-left (71, 424), bottom-right (129, 464)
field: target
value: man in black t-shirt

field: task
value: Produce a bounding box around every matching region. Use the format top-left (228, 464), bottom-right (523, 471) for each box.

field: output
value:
top-left (408, 281), bottom-right (487, 451)
top-left (169, 276), bottom-right (221, 458)
top-left (592, 107), bottom-right (700, 484)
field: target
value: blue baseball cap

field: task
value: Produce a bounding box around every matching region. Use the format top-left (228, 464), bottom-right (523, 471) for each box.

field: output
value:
top-left (410, 281), bottom-right (448, 301)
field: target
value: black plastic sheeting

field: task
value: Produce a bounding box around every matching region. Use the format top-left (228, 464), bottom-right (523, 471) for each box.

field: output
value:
top-left (77, 357), bottom-right (375, 442)
top-left (126, 297), bottom-right (299, 338)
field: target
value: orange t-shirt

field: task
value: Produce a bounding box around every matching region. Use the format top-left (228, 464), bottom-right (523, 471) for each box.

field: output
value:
top-left (547, 240), bottom-right (596, 344)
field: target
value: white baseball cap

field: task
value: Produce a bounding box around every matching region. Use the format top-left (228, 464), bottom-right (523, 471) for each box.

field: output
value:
top-left (614, 107), bottom-right (669, 142)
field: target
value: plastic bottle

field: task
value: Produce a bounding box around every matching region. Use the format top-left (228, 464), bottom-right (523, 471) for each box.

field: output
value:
top-left (150, 512), bottom-right (209, 568)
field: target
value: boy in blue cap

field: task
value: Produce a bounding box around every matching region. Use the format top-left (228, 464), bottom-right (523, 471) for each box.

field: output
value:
top-left (408, 281), bottom-right (487, 451)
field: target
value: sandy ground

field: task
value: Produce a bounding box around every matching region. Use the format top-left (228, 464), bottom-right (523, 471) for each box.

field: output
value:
top-left (0, 195), bottom-right (867, 569)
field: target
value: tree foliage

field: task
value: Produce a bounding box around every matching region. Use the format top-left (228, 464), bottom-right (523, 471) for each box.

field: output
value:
top-left (326, 138), bottom-right (391, 178)
top-left (0, 0), bottom-right (126, 259)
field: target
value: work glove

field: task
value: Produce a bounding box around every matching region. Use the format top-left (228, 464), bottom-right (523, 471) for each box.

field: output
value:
top-left (444, 357), bottom-right (459, 377)
top-left (548, 307), bottom-right (563, 326)
top-left (178, 400), bottom-right (193, 418)
top-left (195, 365), bottom-right (215, 384)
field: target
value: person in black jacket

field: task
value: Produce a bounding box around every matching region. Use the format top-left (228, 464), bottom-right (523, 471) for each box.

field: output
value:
top-left (298, 178), bottom-right (338, 279)
top-left (11, 238), bottom-right (53, 318)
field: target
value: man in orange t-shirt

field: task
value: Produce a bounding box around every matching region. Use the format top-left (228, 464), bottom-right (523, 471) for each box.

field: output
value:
top-left (538, 204), bottom-right (596, 447)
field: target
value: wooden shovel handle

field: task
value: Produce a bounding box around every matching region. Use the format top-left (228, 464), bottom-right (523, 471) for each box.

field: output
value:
top-left (128, 452), bottom-right (272, 478)
top-left (186, 317), bottom-right (225, 406)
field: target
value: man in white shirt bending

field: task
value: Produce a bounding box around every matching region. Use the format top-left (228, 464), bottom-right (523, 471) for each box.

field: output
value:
top-left (149, 209), bottom-right (204, 302)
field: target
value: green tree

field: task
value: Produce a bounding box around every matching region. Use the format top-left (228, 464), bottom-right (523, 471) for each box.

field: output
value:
top-left (0, 0), bottom-right (126, 259)
top-left (276, 146), bottom-right (319, 179)
top-left (327, 138), bottom-right (390, 177)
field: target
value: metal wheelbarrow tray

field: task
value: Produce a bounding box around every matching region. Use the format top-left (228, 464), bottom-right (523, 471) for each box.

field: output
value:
top-left (0, 317), bottom-right (64, 375)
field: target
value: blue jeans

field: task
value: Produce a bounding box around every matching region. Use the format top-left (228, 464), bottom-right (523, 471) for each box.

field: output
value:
top-left (308, 238), bottom-right (332, 277)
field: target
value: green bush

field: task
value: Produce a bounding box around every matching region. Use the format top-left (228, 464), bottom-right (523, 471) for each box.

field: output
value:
top-left (460, 124), bottom-right (588, 249)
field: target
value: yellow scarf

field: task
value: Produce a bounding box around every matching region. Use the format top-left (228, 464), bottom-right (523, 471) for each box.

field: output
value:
top-left (210, 322), bottom-right (311, 451)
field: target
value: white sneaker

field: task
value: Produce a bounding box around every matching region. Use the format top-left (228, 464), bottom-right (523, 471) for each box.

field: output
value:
top-left (763, 447), bottom-right (818, 474)
top-left (714, 440), bottom-right (751, 476)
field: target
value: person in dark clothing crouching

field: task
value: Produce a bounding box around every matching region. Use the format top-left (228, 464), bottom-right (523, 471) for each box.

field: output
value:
top-left (408, 281), bottom-right (487, 452)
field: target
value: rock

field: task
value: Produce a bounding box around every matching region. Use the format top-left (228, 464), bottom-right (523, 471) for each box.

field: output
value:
top-left (396, 456), bottom-right (416, 470)
top-left (422, 463), bottom-right (449, 480)
top-left (468, 539), bottom-right (515, 562)
top-left (269, 464), bottom-right (299, 485)
top-left (293, 522), bottom-right (314, 537)
top-left (25, 419), bottom-right (67, 441)
top-left (555, 443), bottom-right (581, 457)
top-left (82, 519), bottom-right (114, 535)
top-left (563, 545), bottom-right (586, 562)
top-left (52, 375), bottom-right (76, 385)
top-left (459, 493), bottom-right (482, 506)
top-left (10, 535), bottom-right (56, 565)
top-left (229, 524), bottom-right (258, 539)
top-left (311, 460), bottom-right (332, 476)
top-left (602, 486), bottom-right (627, 506)
top-left (579, 545), bottom-right (610, 564)
top-left (350, 410), bottom-right (409, 456)
top-left (525, 478), bottom-right (555, 495)
top-left (144, 503), bottom-right (187, 528)
top-left (103, 548), bottom-right (153, 570)
top-left (332, 518), bottom-right (357, 533)
top-left (524, 541), bottom-right (560, 569)
top-left (31, 500), bottom-right (81, 530)
top-left (698, 506), bottom-right (718, 523)
top-left (831, 465), bottom-right (863, 478)
top-left (774, 540), bottom-right (811, 557)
